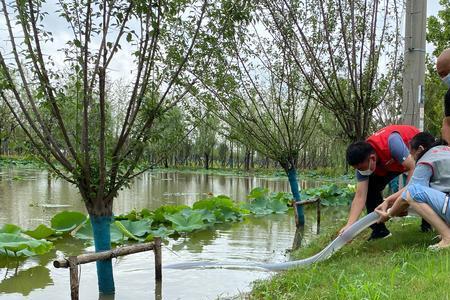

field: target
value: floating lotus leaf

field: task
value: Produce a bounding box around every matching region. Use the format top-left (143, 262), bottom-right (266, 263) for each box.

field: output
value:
top-left (115, 219), bottom-right (153, 237)
top-left (145, 226), bottom-right (175, 241)
top-left (51, 211), bottom-right (87, 233)
top-left (267, 200), bottom-right (289, 214)
top-left (24, 224), bottom-right (56, 240)
top-left (164, 209), bottom-right (206, 233)
top-left (113, 221), bottom-right (143, 241)
top-left (0, 224), bottom-right (22, 234)
top-left (73, 220), bottom-right (93, 240)
top-left (0, 233), bottom-right (53, 257)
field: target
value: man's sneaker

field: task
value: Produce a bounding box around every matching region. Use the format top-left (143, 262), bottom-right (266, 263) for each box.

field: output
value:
top-left (367, 229), bottom-right (391, 241)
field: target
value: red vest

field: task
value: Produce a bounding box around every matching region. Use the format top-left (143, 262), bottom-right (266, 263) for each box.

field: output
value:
top-left (366, 125), bottom-right (420, 176)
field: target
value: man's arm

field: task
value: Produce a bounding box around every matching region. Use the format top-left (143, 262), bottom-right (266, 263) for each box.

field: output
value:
top-left (383, 154), bottom-right (415, 203)
top-left (339, 179), bottom-right (368, 234)
top-left (376, 194), bottom-right (409, 223)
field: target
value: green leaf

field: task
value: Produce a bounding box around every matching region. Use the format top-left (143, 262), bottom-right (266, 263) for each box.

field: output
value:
top-left (23, 224), bottom-right (56, 239)
top-left (0, 224), bottom-right (22, 234)
top-left (0, 233), bottom-right (53, 257)
top-left (164, 209), bottom-right (206, 233)
top-left (113, 221), bottom-right (143, 241)
top-left (73, 220), bottom-right (93, 240)
top-left (51, 211), bottom-right (87, 233)
top-left (267, 200), bottom-right (289, 214)
top-left (148, 226), bottom-right (175, 240)
top-left (115, 219), bottom-right (152, 237)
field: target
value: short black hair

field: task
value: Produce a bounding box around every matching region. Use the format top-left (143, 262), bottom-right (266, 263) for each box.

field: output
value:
top-left (409, 132), bottom-right (435, 151)
top-left (410, 132), bottom-right (447, 160)
top-left (346, 141), bottom-right (375, 166)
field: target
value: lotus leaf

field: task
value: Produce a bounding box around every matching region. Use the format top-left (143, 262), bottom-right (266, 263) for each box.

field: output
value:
top-left (247, 187), bottom-right (269, 200)
top-left (73, 220), bottom-right (93, 240)
top-left (0, 233), bottom-right (53, 256)
top-left (193, 195), bottom-right (235, 211)
top-left (148, 226), bottom-right (175, 240)
top-left (153, 204), bottom-right (189, 225)
top-left (0, 224), bottom-right (22, 234)
top-left (51, 211), bottom-right (87, 233)
top-left (24, 224), bottom-right (56, 239)
top-left (115, 219), bottom-right (152, 237)
top-left (267, 200), bottom-right (289, 214)
top-left (164, 209), bottom-right (206, 233)
top-left (113, 221), bottom-right (143, 241)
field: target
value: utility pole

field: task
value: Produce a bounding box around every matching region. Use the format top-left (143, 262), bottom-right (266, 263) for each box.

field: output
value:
top-left (402, 0), bottom-right (427, 131)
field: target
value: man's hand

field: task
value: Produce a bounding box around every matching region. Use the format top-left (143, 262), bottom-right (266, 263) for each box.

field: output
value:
top-left (375, 206), bottom-right (390, 224)
top-left (376, 199), bottom-right (391, 213)
top-left (339, 222), bottom-right (353, 235)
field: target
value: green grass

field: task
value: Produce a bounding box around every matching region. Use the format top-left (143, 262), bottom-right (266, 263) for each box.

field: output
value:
top-left (0, 155), bottom-right (45, 168)
top-left (250, 217), bottom-right (450, 300)
top-left (150, 166), bottom-right (352, 182)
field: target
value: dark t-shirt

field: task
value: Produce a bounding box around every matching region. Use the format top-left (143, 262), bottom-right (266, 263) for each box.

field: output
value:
top-left (356, 132), bottom-right (410, 181)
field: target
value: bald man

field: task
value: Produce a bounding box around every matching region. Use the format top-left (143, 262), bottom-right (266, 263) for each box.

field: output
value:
top-left (436, 49), bottom-right (450, 144)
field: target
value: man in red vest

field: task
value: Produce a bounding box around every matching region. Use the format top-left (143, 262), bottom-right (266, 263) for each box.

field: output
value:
top-left (339, 125), bottom-right (420, 240)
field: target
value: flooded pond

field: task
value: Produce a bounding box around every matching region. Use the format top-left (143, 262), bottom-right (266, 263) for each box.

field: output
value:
top-left (0, 168), bottom-right (348, 299)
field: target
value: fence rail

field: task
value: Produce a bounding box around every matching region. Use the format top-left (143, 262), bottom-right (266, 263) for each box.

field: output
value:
top-left (54, 237), bottom-right (162, 300)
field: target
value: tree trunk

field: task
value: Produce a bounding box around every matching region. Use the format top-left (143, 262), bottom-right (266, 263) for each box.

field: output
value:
top-left (204, 152), bottom-right (209, 169)
top-left (286, 167), bottom-right (304, 227)
top-left (228, 143), bottom-right (233, 168)
top-left (84, 196), bottom-right (115, 294)
top-left (84, 199), bottom-right (114, 294)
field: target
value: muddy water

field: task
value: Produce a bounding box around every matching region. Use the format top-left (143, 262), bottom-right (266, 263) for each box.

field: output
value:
top-left (0, 168), bottom-right (347, 299)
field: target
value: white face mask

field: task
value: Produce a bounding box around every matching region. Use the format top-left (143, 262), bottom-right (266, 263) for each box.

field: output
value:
top-left (358, 168), bottom-right (374, 176)
top-left (358, 159), bottom-right (374, 176)
top-left (442, 74), bottom-right (450, 88)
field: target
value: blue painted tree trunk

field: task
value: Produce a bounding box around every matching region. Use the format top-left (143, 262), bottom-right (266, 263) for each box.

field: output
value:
top-left (287, 168), bottom-right (304, 226)
top-left (90, 215), bottom-right (115, 294)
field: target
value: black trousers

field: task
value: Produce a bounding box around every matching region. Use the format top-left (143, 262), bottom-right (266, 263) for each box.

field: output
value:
top-left (366, 172), bottom-right (400, 232)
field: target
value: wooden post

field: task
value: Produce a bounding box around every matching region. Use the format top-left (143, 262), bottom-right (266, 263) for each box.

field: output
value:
top-left (316, 198), bottom-right (321, 235)
top-left (154, 237), bottom-right (162, 281)
top-left (68, 256), bottom-right (79, 300)
top-left (293, 197), bottom-right (321, 234)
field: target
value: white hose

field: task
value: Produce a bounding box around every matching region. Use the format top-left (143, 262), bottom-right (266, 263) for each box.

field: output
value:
top-left (258, 211), bottom-right (380, 271)
top-left (166, 212), bottom-right (381, 271)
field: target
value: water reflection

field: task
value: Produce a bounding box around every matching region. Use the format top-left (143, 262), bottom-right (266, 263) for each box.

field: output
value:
top-left (0, 266), bottom-right (53, 296)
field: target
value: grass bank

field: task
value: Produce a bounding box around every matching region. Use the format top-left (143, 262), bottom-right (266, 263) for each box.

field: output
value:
top-left (150, 166), bottom-right (353, 182)
top-left (250, 217), bottom-right (450, 300)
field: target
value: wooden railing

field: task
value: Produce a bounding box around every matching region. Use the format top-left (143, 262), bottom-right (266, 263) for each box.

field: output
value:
top-left (54, 237), bottom-right (162, 300)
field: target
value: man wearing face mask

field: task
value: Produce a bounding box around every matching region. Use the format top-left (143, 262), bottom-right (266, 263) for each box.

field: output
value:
top-left (338, 125), bottom-right (419, 240)
top-left (436, 48), bottom-right (450, 144)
